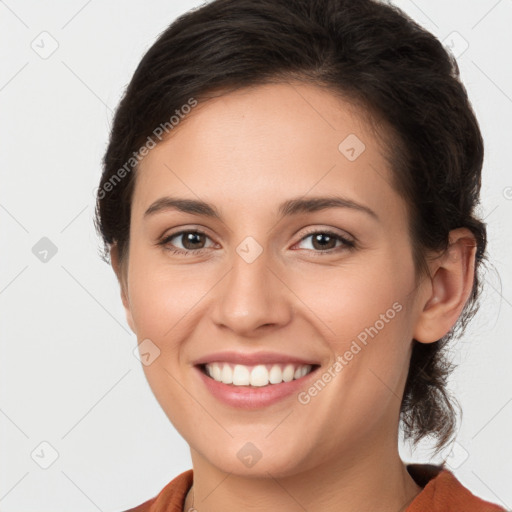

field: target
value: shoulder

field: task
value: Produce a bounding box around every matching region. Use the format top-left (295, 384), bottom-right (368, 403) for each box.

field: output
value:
top-left (120, 469), bottom-right (194, 512)
top-left (406, 463), bottom-right (508, 512)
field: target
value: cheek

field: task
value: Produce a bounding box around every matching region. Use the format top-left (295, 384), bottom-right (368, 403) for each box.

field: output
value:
top-left (290, 263), bottom-right (413, 396)
top-left (127, 250), bottom-right (213, 338)
top-left (291, 263), bottom-right (408, 342)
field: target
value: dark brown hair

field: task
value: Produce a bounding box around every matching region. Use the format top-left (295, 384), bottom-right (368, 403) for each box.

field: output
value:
top-left (94, 0), bottom-right (487, 455)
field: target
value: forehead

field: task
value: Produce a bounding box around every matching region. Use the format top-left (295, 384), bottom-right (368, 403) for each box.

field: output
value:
top-left (133, 82), bottom-right (404, 222)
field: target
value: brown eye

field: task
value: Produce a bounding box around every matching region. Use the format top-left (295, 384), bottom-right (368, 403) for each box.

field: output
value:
top-left (295, 230), bottom-right (355, 254)
top-left (159, 230), bottom-right (215, 255)
top-left (179, 232), bottom-right (207, 250)
top-left (310, 232), bottom-right (338, 250)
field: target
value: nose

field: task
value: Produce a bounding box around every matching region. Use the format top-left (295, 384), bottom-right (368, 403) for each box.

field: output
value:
top-left (210, 245), bottom-right (293, 337)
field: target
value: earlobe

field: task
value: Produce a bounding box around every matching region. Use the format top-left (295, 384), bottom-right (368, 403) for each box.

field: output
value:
top-left (109, 243), bottom-right (136, 334)
top-left (413, 228), bottom-right (477, 344)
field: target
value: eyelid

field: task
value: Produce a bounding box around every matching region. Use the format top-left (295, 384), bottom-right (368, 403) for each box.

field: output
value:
top-left (158, 224), bottom-right (213, 241)
top-left (159, 225), bottom-right (354, 244)
top-left (158, 227), bottom-right (215, 248)
top-left (158, 225), bottom-right (356, 257)
top-left (295, 226), bottom-right (355, 244)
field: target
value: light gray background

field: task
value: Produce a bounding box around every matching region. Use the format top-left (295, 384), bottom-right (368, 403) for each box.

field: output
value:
top-left (1, 0), bottom-right (511, 511)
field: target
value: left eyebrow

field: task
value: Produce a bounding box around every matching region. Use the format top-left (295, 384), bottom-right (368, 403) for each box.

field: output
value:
top-left (143, 195), bottom-right (379, 222)
top-left (277, 196), bottom-right (379, 221)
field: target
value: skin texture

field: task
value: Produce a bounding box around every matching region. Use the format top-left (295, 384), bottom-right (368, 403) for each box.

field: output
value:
top-left (111, 82), bottom-right (477, 512)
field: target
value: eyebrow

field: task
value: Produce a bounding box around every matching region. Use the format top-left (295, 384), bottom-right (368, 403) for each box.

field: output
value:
top-left (144, 195), bottom-right (379, 221)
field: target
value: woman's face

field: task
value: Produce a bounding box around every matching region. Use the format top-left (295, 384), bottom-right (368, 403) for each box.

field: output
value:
top-left (117, 82), bottom-right (431, 477)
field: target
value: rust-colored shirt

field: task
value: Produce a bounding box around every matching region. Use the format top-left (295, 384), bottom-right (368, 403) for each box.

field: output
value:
top-left (123, 463), bottom-right (507, 511)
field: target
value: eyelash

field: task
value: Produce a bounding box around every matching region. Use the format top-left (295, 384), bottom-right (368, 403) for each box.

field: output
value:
top-left (158, 228), bottom-right (356, 256)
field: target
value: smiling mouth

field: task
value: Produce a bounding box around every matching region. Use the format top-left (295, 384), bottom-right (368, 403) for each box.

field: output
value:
top-left (197, 362), bottom-right (321, 387)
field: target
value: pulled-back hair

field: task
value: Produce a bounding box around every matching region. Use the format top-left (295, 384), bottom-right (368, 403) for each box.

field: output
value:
top-left (94, 0), bottom-right (487, 455)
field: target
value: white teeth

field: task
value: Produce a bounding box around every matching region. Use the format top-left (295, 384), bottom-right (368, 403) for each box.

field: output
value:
top-left (211, 364), bottom-right (222, 381)
top-left (233, 364), bottom-right (250, 385)
top-left (269, 364), bottom-right (283, 384)
top-left (250, 365), bottom-right (268, 387)
top-left (282, 364), bottom-right (295, 382)
top-left (204, 362), bottom-right (314, 387)
top-left (220, 364), bottom-right (233, 384)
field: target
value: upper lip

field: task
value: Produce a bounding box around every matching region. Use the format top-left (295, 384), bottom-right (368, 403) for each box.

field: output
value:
top-left (193, 351), bottom-right (321, 366)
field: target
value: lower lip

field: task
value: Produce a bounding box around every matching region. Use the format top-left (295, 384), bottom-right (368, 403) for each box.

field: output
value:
top-left (194, 365), bottom-right (319, 410)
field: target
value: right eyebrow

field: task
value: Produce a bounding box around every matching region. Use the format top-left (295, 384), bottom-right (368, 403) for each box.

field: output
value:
top-left (144, 197), bottom-right (222, 219)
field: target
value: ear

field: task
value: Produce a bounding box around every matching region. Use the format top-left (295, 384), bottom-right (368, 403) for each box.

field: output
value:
top-left (110, 243), bottom-right (136, 334)
top-left (413, 228), bottom-right (477, 344)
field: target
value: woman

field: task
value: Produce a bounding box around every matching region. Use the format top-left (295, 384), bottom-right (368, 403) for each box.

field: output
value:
top-left (95, 0), bottom-right (506, 510)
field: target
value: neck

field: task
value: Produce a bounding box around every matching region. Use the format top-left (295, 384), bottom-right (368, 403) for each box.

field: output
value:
top-left (184, 440), bottom-right (422, 512)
